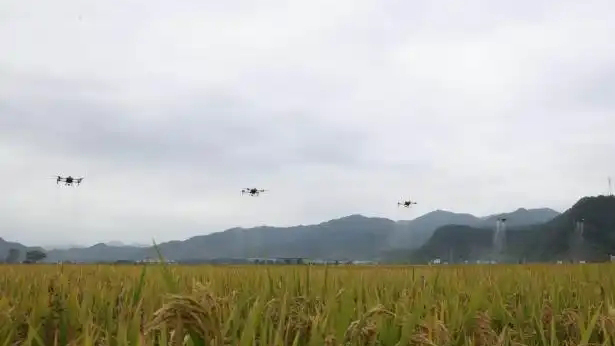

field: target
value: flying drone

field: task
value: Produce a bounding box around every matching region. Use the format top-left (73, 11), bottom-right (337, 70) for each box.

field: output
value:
top-left (397, 199), bottom-right (417, 208)
top-left (54, 175), bottom-right (84, 186)
top-left (241, 188), bottom-right (267, 196)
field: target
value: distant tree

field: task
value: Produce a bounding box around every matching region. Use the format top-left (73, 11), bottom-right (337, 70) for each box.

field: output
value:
top-left (24, 250), bottom-right (47, 263)
top-left (4, 248), bottom-right (20, 263)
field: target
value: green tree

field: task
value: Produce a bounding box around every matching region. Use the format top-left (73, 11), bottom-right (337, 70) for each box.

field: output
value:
top-left (24, 250), bottom-right (46, 263)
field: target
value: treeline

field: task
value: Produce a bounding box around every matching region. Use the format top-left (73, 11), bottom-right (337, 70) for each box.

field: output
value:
top-left (1, 248), bottom-right (47, 264)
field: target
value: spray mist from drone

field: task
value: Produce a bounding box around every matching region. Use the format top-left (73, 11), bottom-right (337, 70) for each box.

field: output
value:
top-left (492, 218), bottom-right (506, 260)
top-left (571, 218), bottom-right (585, 263)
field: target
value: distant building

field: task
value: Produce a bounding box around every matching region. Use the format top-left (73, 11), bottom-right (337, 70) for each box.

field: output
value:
top-left (248, 257), bottom-right (305, 264)
top-left (137, 257), bottom-right (175, 264)
top-left (246, 258), bottom-right (376, 265)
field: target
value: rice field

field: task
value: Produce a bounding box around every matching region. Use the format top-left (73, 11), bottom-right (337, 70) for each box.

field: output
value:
top-left (1, 263), bottom-right (615, 345)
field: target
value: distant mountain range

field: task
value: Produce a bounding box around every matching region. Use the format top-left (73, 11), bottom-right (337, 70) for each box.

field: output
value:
top-left (1, 205), bottom-right (563, 263)
top-left (42, 241), bottom-right (150, 250)
top-left (43, 240), bottom-right (151, 251)
top-left (385, 207), bottom-right (560, 250)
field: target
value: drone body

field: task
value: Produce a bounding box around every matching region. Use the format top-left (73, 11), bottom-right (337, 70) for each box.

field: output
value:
top-left (55, 175), bottom-right (84, 186)
top-left (241, 188), bottom-right (266, 196)
top-left (397, 200), bottom-right (417, 208)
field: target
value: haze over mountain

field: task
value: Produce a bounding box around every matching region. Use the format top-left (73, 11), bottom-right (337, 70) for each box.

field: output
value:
top-left (42, 241), bottom-right (151, 250)
top-left (412, 195), bottom-right (615, 263)
top-left (4, 195), bottom-right (613, 265)
top-left (0, 205), bottom-right (562, 263)
top-left (386, 207), bottom-right (560, 249)
top-left (482, 208), bottom-right (561, 226)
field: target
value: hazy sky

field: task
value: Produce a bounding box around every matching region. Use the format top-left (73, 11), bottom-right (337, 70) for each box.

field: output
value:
top-left (1, 0), bottom-right (614, 247)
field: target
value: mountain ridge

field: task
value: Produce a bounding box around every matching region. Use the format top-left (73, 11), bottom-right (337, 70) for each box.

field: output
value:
top-left (0, 206), bottom-right (562, 263)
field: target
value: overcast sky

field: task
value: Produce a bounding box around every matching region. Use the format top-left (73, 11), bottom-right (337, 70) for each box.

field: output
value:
top-left (1, 0), bottom-right (614, 247)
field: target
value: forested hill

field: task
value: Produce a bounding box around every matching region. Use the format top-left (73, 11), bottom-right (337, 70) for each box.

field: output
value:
top-left (0, 238), bottom-right (45, 262)
top-left (411, 195), bottom-right (615, 263)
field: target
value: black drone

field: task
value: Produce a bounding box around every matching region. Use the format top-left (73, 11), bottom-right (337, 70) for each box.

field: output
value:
top-left (241, 188), bottom-right (267, 196)
top-left (55, 175), bottom-right (84, 186)
top-left (397, 200), bottom-right (417, 208)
